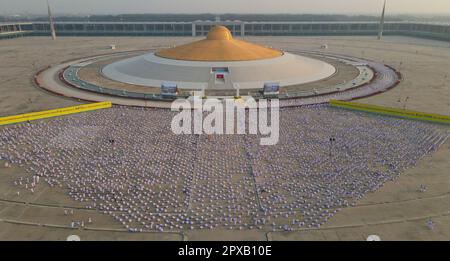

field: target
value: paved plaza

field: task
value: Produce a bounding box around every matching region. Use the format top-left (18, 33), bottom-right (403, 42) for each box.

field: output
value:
top-left (0, 35), bottom-right (449, 240)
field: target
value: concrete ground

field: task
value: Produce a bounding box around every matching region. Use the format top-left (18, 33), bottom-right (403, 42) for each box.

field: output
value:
top-left (0, 35), bottom-right (449, 240)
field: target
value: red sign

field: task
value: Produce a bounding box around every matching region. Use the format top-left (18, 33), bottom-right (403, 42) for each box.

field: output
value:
top-left (216, 74), bottom-right (224, 79)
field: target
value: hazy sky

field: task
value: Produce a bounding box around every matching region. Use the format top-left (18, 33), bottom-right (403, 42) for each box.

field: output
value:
top-left (1, 0), bottom-right (450, 15)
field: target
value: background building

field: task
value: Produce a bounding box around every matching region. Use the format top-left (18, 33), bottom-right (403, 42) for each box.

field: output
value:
top-left (2, 20), bottom-right (450, 41)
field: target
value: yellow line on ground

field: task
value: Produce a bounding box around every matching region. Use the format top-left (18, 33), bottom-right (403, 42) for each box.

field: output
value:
top-left (0, 101), bottom-right (112, 126)
top-left (330, 100), bottom-right (450, 125)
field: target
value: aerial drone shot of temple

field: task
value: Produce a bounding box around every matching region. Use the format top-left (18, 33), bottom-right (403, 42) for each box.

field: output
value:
top-left (0, 2), bottom-right (450, 241)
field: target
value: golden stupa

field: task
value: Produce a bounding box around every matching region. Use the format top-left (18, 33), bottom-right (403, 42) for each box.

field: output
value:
top-left (156, 26), bottom-right (283, 62)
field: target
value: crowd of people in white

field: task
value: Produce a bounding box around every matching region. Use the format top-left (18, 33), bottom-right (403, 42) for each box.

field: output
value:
top-left (0, 104), bottom-right (447, 232)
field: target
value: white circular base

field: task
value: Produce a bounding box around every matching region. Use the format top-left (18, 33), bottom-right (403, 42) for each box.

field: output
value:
top-left (102, 52), bottom-right (336, 90)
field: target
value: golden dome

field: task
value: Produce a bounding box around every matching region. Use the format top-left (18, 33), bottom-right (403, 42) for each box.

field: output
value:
top-left (155, 26), bottom-right (283, 62)
top-left (206, 26), bottom-right (233, 40)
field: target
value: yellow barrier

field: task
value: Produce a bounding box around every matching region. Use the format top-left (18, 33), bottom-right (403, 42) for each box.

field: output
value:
top-left (330, 100), bottom-right (450, 125)
top-left (0, 101), bottom-right (112, 126)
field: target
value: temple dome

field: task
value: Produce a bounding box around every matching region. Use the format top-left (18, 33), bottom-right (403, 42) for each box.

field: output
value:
top-left (206, 25), bottom-right (233, 40)
top-left (155, 25), bottom-right (283, 62)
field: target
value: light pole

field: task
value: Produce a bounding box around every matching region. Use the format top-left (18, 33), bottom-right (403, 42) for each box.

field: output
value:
top-left (329, 136), bottom-right (336, 159)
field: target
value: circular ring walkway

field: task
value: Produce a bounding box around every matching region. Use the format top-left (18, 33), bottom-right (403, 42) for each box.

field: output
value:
top-left (34, 50), bottom-right (401, 108)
